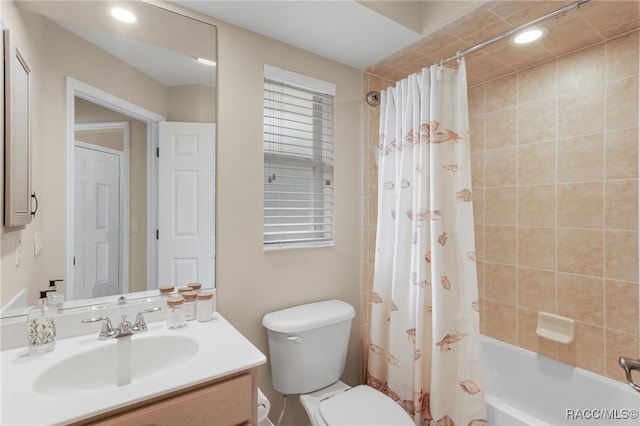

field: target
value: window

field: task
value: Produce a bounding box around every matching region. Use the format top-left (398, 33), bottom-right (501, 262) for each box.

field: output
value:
top-left (263, 65), bottom-right (335, 249)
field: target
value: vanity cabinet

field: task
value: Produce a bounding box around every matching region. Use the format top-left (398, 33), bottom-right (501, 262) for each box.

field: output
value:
top-left (79, 369), bottom-right (257, 426)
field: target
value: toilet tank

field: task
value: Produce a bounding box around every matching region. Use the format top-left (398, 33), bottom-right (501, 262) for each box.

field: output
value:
top-left (262, 300), bottom-right (355, 395)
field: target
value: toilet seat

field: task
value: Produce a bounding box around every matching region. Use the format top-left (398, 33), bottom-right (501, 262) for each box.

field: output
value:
top-left (318, 385), bottom-right (414, 426)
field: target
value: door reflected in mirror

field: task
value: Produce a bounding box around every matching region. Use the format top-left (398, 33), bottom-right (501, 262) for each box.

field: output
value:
top-left (74, 117), bottom-right (132, 299)
top-left (0, 0), bottom-right (217, 316)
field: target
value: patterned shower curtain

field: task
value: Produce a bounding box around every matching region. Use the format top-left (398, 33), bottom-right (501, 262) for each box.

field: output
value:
top-left (366, 60), bottom-right (486, 426)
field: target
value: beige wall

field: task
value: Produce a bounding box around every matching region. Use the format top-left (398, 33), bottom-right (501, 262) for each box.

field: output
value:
top-left (363, 30), bottom-right (639, 385)
top-left (1, 1), bottom-right (47, 308)
top-left (214, 19), bottom-right (363, 426)
top-left (469, 31), bottom-right (639, 383)
top-left (168, 84), bottom-right (216, 122)
top-left (360, 72), bottom-right (393, 375)
top-left (76, 128), bottom-right (124, 152)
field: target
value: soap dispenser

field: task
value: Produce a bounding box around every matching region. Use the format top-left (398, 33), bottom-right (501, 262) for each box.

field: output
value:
top-left (47, 279), bottom-right (64, 310)
top-left (27, 291), bottom-right (57, 355)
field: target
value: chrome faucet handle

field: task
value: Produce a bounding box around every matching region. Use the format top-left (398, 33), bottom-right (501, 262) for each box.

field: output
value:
top-left (81, 316), bottom-right (117, 340)
top-left (117, 315), bottom-right (133, 336)
top-left (133, 307), bottom-right (161, 333)
top-left (619, 356), bottom-right (640, 393)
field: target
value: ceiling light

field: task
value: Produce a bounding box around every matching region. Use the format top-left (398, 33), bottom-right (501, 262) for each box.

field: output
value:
top-left (196, 57), bottom-right (217, 67)
top-left (510, 26), bottom-right (548, 45)
top-left (110, 8), bottom-right (137, 24)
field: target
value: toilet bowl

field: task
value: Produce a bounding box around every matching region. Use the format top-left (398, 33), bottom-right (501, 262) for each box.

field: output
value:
top-left (262, 300), bottom-right (414, 426)
top-left (300, 381), bottom-right (414, 426)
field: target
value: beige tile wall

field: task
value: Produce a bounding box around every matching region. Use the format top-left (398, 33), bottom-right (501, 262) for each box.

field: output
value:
top-left (362, 30), bottom-right (639, 383)
top-left (361, 72), bottom-right (394, 379)
top-left (470, 30), bottom-right (639, 382)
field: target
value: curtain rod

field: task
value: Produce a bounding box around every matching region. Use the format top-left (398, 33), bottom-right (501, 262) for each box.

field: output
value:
top-left (438, 0), bottom-right (592, 66)
top-left (366, 0), bottom-right (592, 106)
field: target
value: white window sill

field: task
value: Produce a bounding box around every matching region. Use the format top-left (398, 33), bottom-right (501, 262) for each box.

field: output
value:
top-left (263, 241), bottom-right (335, 252)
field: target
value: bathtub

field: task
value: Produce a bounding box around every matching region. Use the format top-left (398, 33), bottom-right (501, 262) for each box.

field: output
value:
top-left (481, 336), bottom-right (640, 425)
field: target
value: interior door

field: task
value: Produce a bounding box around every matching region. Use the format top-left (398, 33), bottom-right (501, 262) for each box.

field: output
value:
top-left (158, 122), bottom-right (215, 288)
top-left (74, 143), bottom-right (122, 299)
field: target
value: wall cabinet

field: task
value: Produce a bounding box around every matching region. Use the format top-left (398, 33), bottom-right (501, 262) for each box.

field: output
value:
top-left (77, 369), bottom-right (257, 426)
top-left (3, 28), bottom-right (33, 227)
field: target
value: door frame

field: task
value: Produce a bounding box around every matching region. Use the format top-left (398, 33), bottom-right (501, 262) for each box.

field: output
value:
top-left (65, 77), bottom-right (165, 299)
top-left (74, 124), bottom-right (129, 296)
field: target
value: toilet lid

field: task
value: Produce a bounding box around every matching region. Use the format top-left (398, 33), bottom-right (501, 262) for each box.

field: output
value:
top-left (318, 385), bottom-right (414, 426)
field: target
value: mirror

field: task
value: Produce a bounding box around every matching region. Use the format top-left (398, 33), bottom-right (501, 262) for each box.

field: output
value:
top-left (1, 0), bottom-right (216, 317)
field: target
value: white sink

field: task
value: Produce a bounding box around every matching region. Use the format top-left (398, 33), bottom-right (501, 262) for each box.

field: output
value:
top-left (2, 315), bottom-right (266, 426)
top-left (33, 334), bottom-right (198, 395)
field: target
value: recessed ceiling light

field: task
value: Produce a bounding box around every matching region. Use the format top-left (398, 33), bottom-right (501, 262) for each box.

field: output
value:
top-left (110, 7), bottom-right (137, 24)
top-left (196, 57), bottom-right (217, 67)
top-left (510, 26), bottom-right (548, 45)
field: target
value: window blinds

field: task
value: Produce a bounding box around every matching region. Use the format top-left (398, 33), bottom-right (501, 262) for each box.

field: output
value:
top-left (263, 66), bottom-right (335, 248)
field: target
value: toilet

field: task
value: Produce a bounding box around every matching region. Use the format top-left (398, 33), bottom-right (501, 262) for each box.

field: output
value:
top-left (262, 300), bottom-right (414, 426)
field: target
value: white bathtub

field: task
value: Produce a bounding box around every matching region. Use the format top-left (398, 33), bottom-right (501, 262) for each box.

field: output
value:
top-left (481, 336), bottom-right (640, 425)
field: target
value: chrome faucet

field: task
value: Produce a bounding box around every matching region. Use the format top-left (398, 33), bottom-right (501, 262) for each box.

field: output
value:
top-left (82, 307), bottom-right (161, 339)
top-left (618, 356), bottom-right (640, 393)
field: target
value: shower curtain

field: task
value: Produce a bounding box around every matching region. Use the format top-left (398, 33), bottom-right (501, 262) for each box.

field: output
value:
top-left (367, 60), bottom-right (486, 426)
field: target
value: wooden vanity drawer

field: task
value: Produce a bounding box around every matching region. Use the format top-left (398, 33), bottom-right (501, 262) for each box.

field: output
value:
top-left (87, 372), bottom-right (253, 426)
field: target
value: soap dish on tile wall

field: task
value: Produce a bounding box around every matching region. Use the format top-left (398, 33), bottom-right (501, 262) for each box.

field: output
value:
top-left (536, 312), bottom-right (575, 344)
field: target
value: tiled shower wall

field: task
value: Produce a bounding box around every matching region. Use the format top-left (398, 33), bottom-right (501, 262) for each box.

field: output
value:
top-left (362, 30), bottom-right (639, 383)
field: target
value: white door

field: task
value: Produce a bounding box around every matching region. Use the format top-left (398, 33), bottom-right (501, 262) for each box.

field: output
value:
top-left (158, 122), bottom-right (215, 288)
top-left (74, 143), bottom-right (122, 299)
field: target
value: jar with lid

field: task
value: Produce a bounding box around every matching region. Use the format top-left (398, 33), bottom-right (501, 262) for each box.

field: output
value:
top-left (166, 297), bottom-right (185, 329)
top-left (182, 291), bottom-right (198, 321)
top-left (159, 285), bottom-right (175, 298)
top-left (197, 292), bottom-right (214, 322)
top-left (187, 282), bottom-right (202, 293)
top-left (177, 286), bottom-right (192, 296)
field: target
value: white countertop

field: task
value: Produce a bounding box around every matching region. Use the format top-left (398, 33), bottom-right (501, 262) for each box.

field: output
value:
top-left (0, 314), bottom-right (266, 425)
